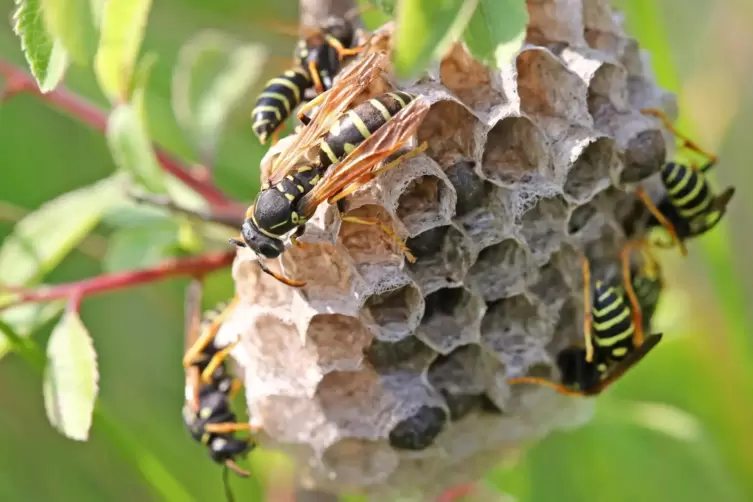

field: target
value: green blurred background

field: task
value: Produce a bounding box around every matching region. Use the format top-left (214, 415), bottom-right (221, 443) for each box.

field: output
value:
top-left (1, 0), bottom-right (752, 501)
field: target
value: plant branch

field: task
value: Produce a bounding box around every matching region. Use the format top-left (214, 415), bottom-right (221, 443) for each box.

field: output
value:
top-left (0, 250), bottom-right (235, 310)
top-left (0, 58), bottom-right (242, 212)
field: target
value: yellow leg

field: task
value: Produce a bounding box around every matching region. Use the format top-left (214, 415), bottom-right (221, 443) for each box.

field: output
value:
top-left (187, 365), bottom-right (201, 412)
top-left (329, 141), bottom-right (429, 204)
top-left (308, 61), bottom-right (325, 94)
top-left (341, 215), bottom-right (416, 263)
top-left (228, 378), bottom-right (243, 399)
top-left (581, 255), bottom-right (595, 364)
top-left (636, 186), bottom-right (687, 257)
top-left (641, 108), bottom-right (719, 166)
top-left (204, 422), bottom-right (259, 434)
top-left (201, 338), bottom-right (241, 384)
top-left (296, 90), bottom-right (328, 121)
top-left (183, 297), bottom-right (239, 369)
top-left (620, 240), bottom-right (645, 346)
top-left (225, 459), bottom-right (251, 478)
top-left (506, 376), bottom-right (587, 397)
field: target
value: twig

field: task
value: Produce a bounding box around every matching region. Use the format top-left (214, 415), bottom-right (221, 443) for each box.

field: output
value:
top-left (0, 58), bottom-right (243, 212)
top-left (0, 250), bottom-right (235, 311)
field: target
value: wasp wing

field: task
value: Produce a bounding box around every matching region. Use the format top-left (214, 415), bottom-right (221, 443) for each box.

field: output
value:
top-left (266, 51), bottom-right (389, 184)
top-left (297, 97), bottom-right (430, 219)
top-left (586, 333), bottom-right (663, 396)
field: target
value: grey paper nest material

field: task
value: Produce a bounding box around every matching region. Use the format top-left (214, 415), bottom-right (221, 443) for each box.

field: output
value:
top-left (217, 0), bottom-right (676, 498)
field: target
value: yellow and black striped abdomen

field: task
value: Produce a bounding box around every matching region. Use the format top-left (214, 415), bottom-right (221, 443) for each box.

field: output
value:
top-left (661, 162), bottom-right (713, 220)
top-left (592, 281), bottom-right (635, 362)
top-left (252, 68), bottom-right (312, 143)
top-left (318, 91), bottom-right (417, 169)
top-left (252, 164), bottom-right (326, 237)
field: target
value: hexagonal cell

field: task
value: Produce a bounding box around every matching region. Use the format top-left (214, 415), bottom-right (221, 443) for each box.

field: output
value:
top-left (481, 116), bottom-right (550, 186)
top-left (427, 345), bottom-right (487, 421)
top-left (406, 224), bottom-right (476, 293)
top-left (416, 99), bottom-right (480, 167)
top-left (467, 238), bottom-right (536, 302)
top-left (321, 438), bottom-right (398, 486)
top-left (396, 174), bottom-right (455, 236)
top-left (567, 200), bottom-right (598, 236)
top-left (306, 314), bottom-right (372, 373)
top-left (526, 0), bottom-right (586, 47)
top-left (339, 204), bottom-right (409, 265)
top-left (445, 160), bottom-right (486, 216)
top-left (416, 287), bottom-right (485, 353)
top-left (439, 42), bottom-right (505, 112)
top-left (362, 284), bottom-right (424, 341)
top-left (516, 48), bottom-right (589, 125)
top-left (563, 137), bottom-right (617, 203)
top-left (620, 129), bottom-right (666, 183)
top-left (526, 260), bottom-right (570, 315)
top-left (455, 184), bottom-right (515, 250)
top-left (517, 195), bottom-right (568, 265)
top-left (480, 295), bottom-right (554, 358)
top-left (388, 405), bottom-right (448, 451)
top-left (549, 297), bottom-right (583, 351)
top-left (364, 335), bottom-right (434, 372)
top-left (555, 46), bottom-right (629, 115)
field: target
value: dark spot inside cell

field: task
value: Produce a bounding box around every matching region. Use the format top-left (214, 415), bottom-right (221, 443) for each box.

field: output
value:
top-left (479, 394), bottom-right (503, 415)
top-left (388, 405), bottom-right (447, 450)
top-left (441, 390), bottom-right (480, 421)
top-left (364, 336), bottom-right (427, 370)
top-left (567, 202), bottom-right (598, 235)
top-left (405, 225), bottom-right (448, 258)
top-left (620, 130), bottom-right (666, 184)
top-left (423, 287), bottom-right (464, 319)
top-left (445, 160), bottom-right (486, 216)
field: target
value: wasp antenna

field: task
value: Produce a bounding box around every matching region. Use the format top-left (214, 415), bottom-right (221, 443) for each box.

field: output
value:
top-left (229, 238), bottom-right (246, 248)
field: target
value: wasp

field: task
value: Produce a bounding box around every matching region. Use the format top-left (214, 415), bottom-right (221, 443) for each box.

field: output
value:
top-left (632, 108), bottom-right (735, 257)
top-left (251, 8), bottom-right (369, 145)
top-left (507, 242), bottom-right (662, 396)
top-left (234, 51), bottom-right (431, 287)
top-left (182, 284), bottom-right (258, 480)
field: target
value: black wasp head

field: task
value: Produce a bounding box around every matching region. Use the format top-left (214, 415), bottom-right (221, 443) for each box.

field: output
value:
top-left (322, 16), bottom-right (354, 47)
top-left (239, 219), bottom-right (285, 259)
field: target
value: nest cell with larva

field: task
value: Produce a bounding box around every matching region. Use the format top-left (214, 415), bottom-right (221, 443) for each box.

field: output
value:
top-left (214, 0), bottom-right (678, 498)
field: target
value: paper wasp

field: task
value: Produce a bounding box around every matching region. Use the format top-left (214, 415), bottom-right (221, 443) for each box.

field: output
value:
top-left (234, 51), bottom-right (431, 287)
top-left (251, 6), bottom-right (371, 145)
top-left (182, 283), bottom-right (257, 481)
top-left (632, 108), bottom-right (735, 256)
top-left (507, 241), bottom-right (662, 396)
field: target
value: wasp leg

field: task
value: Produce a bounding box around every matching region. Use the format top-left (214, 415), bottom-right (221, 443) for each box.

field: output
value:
top-left (506, 376), bottom-right (587, 397)
top-left (201, 337), bottom-right (241, 384)
top-left (228, 378), bottom-right (243, 399)
top-left (344, 2), bottom-right (375, 21)
top-left (225, 459), bottom-right (251, 478)
top-left (581, 255), bottom-right (595, 364)
top-left (340, 214), bottom-right (416, 263)
top-left (327, 36), bottom-right (365, 59)
top-left (269, 122), bottom-right (286, 146)
top-left (187, 365), bottom-right (202, 412)
top-left (183, 297), bottom-right (239, 369)
top-left (204, 422), bottom-right (260, 434)
top-left (620, 240), bottom-right (645, 346)
top-left (257, 256), bottom-right (306, 287)
top-left (296, 90), bottom-right (328, 123)
top-left (290, 226), bottom-right (308, 248)
top-left (636, 186), bottom-right (687, 256)
top-left (640, 108), bottom-right (719, 166)
top-left (308, 61), bottom-right (325, 95)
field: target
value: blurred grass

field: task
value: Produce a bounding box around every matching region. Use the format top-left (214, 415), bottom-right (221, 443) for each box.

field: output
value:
top-left (1, 0), bottom-right (753, 501)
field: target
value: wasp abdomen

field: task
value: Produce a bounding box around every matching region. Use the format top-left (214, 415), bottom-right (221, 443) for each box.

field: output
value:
top-left (592, 282), bottom-right (635, 362)
top-left (318, 91), bottom-right (417, 169)
top-left (252, 68), bottom-right (313, 143)
top-left (661, 162), bottom-right (713, 220)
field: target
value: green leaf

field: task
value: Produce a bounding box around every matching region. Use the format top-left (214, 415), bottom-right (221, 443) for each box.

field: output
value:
top-left (0, 175), bottom-right (125, 287)
top-left (130, 52), bottom-right (158, 127)
top-left (463, 0), bottom-right (528, 69)
top-left (0, 300), bottom-right (65, 360)
top-left (194, 43), bottom-right (268, 163)
top-left (393, 0), bottom-right (479, 79)
top-left (12, 0), bottom-right (70, 92)
top-left (106, 104), bottom-right (167, 194)
top-left (43, 311), bottom-right (99, 441)
top-left (94, 0), bottom-right (153, 102)
top-left (371, 0), bottom-right (396, 16)
top-left (40, 0), bottom-right (98, 65)
top-left (103, 221), bottom-right (180, 273)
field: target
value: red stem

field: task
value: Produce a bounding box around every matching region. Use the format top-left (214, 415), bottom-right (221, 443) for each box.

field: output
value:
top-left (436, 484), bottom-right (476, 502)
top-left (1, 251), bottom-right (235, 309)
top-left (0, 58), bottom-right (243, 212)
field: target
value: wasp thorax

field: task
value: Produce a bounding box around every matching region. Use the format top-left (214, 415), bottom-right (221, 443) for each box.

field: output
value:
top-left (227, 0), bottom-right (679, 497)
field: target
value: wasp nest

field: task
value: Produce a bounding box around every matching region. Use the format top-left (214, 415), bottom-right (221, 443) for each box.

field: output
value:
top-left (217, 0), bottom-right (676, 498)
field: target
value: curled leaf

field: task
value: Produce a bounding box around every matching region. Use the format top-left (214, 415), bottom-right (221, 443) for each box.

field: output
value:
top-left (463, 0), bottom-right (528, 69)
